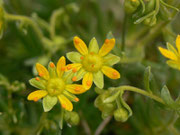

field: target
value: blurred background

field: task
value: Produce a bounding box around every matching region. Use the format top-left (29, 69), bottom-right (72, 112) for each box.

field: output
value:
top-left (0, 0), bottom-right (180, 134)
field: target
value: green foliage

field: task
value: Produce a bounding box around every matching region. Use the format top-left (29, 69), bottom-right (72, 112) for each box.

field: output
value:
top-left (0, 0), bottom-right (180, 135)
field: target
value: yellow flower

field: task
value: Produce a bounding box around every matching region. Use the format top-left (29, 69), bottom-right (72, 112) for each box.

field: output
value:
top-left (27, 56), bottom-right (86, 112)
top-left (158, 35), bottom-right (180, 70)
top-left (66, 36), bottom-right (120, 90)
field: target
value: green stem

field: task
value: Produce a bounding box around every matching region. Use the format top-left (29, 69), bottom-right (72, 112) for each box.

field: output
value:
top-left (4, 13), bottom-right (43, 40)
top-left (160, 0), bottom-right (179, 12)
top-left (115, 85), bottom-right (165, 104)
top-left (121, 13), bottom-right (127, 51)
top-left (34, 112), bottom-right (47, 135)
top-left (49, 8), bottom-right (64, 39)
top-left (60, 108), bottom-right (64, 129)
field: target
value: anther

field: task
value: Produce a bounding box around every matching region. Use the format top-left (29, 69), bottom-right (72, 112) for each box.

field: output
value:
top-left (90, 52), bottom-right (94, 55)
top-left (91, 64), bottom-right (95, 68)
top-left (113, 71), bottom-right (118, 76)
top-left (80, 56), bottom-right (84, 60)
top-left (86, 80), bottom-right (91, 86)
top-left (72, 76), bottom-right (77, 82)
top-left (50, 62), bottom-right (55, 68)
top-left (74, 38), bottom-right (80, 44)
top-left (72, 68), bottom-right (77, 73)
top-left (33, 97), bottom-right (38, 102)
top-left (75, 86), bottom-right (80, 91)
top-left (74, 98), bottom-right (79, 102)
top-left (105, 39), bottom-right (110, 44)
top-left (61, 66), bottom-right (66, 71)
top-left (62, 104), bottom-right (66, 109)
top-left (39, 73), bottom-right (43, 77)
top-left (67, 65), bottom-right (72, 70)
top-left (35, 77), bottom-right (40, 81)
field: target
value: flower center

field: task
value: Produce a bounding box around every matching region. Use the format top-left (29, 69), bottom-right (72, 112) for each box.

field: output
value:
top-left (47, 78), bottom-right (65, 96)
top-left (82, 53), bottom-right (103, 72)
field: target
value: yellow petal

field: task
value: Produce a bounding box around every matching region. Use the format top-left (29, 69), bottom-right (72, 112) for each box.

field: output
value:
top-left (82, 72), bottom-right (93, 90)
top-left (73, 36), bottom-right (88, 55)
top-left (57, 56), bottom-right (66, 77)
top-left (158, 47), bottom-right (177, 60)
top-left (66, 63), bottom-right (82, 73)
top-left (101, 66), bottom-right (120, 79)
top-left (98, 38), bottom-right (115, 56)
top-left (36, 63), bottom-right (49, 80)
top-left (176, 35), bottom-right (180, 54)
top-left (27, 90), bottom-right (47, 102)
top-left (58, 95), bottom-right (73, 111)
top-left (65, 84), bottom-right (87, 94)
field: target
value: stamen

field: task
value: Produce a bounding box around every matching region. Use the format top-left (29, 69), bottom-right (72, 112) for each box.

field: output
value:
top-left (39, 73), bottom-right (43, 77)
top-left (90, 52), bottom-right (94, 55)
top-left (113, 71), bottom-right (118, 76)
top-left (105, 39), bottom-right (110, 44)
top-left (86, 80), bottom-right (91, 86)
top-left (61, 66), bottom-right (66, 71)
top-left (62, 104), bottom-right (66, 109)
top-left (33, 97), bottom-right (38, 102)
top-left (50, 62), bottom-right (55, 68)
top-left (67, 65), bottom-right (72, 70)
top-left (72, 76), bottom-right (77, 82)
top-left (91, 64), bottom-right (95, 68)
top-left (80, 56), bottom-right (84, 60)
top-left (72, 68), bottom-right (77, 73)
top-left (74, 98), bottom-right (79, 102)
top-left (35, 77), bottom-right (40, 81)
top-left (74, 38), bottom-right (80, 44)
top-left (75, 86), bottom-right (80, 91)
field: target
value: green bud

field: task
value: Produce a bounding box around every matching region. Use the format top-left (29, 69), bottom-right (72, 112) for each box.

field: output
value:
top-left (125, 0), bottom-right (140, 14)
top-left (64, 111), bottom-right (80, 126)
top-left (143, 16), bottom-right (156, 26)
top-left (114, 108), bottom-right (129, 122)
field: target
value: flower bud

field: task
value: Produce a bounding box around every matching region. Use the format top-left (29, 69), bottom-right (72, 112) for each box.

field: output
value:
top-left (113, 108), bottom-right (129, 122)
top-left (143, 16), bottom-right (156, 26)
top-left (124, 0), bottom-right (140, 14)
top-left (64, 111), bottom-right (80, 126)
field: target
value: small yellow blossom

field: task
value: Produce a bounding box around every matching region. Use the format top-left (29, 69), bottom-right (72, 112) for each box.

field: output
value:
top-left (27, 56), bottom-right (86, 112)
top-left (66, 36), bottom-right (120, 90)
top-left (158, 35), bottom-right (180, 70)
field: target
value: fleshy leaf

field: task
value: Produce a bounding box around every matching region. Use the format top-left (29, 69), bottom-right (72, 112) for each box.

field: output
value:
top-left (143, 66), bottom-right (152, 93)
top-left (66, 52), bottom-right (82, 63)
top-left (43, 95), bottom-right (58, 112)
top-left (88, 37), bottom-right (99, 53)
top-left (161, 86), bottom-right (175, 108)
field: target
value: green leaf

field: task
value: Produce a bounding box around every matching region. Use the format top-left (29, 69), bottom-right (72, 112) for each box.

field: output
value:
top-left (161, 86), bottom-right (175, 108)
top-left (66, 52), bottom-right (82, 63)
top-left (43, 95), bottom-right (58, 112)
top-left (144, 66), bottom-right (152, 93)
top-left (88, 37), bottom-right (99, 53)
top-left (93, 71), bottom-right (104, 89)
top-left (29, 78), bottom-right (46, 89)
top-left (103, 53), bottom-right (120, 66)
